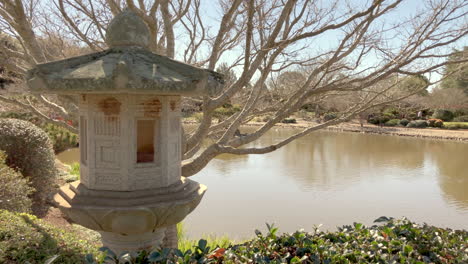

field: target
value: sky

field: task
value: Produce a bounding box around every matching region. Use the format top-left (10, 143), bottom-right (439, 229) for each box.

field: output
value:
top-left (171, 0), bottom-right (467, 87)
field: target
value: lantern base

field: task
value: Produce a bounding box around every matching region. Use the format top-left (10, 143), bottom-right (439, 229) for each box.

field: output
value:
top-left (100, 229), bottom-right (166, 255)
top-left (53, 178), bottom-right (206, 253)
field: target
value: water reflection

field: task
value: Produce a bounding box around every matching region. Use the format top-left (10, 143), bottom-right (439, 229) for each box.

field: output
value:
top-left (57, 127), bottom-right (468, 238)
top-left (426, 141), bottom-right (468, 209)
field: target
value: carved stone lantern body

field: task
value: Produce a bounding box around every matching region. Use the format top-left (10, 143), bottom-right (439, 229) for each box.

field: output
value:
top-left (26, 9), bottom-right (223, 253)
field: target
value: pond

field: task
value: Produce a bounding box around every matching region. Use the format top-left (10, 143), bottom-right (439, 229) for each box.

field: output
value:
top-left (57, 127), bottom-right (468, 239)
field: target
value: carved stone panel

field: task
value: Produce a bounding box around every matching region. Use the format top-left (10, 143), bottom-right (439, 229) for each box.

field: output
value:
top-left (94, 115), bottom-right (121, 136)
top-left (96, 140), bottom-right (121, 169)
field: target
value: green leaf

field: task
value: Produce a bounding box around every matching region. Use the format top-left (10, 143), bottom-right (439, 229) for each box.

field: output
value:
top-left (148, 252), bottom-right (161, 262)
top-left (404, 245), bottom-right (413, 254)
top-left (84, 254), bottom-right (97, 264)
top-left (354, 223), bottom-right (363, 230)
top-left (290, 256), bottom-right (301, 263)
top-left (374, 216), bottom-right (392, 223)
top-left (198, 239), bottom-right (208, 251)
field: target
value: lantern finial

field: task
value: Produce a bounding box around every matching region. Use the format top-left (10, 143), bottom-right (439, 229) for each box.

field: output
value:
top-left (106, 8), bottom-right (150, 48)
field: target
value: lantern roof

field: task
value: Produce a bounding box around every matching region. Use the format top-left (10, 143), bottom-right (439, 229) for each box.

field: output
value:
top-left (26, 9), bottom-right (224, 96)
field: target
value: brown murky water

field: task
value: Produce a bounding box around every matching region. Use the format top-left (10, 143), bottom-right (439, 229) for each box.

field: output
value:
top-left (57, 128), bottom-right (468, 239)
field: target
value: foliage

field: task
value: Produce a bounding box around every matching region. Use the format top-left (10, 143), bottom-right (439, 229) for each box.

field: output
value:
top-left (323, 112), bottom-right (338, 122)
top-left (432, 109), bottom-right (455, 121)
top-left (70, 162), bottom-right (80, 177)
top-left (281, 118), bottom-right (297, 124)
top-left (213, 104), bottom-right (242, 120)
top-left (384, 119), bottom-right (400, 127)
top-left (192, 112), bottom-right (204, 122)
top-left (452, 115), bottom-right (468, 122)
top-left (427, 119), bottom-right (444, 128)
top-left (440, 47), bottom-right (468, 95)
top-left (443, 122), bottom-right (468, 130)
top-left (399, 119), bottom-right (410, 126)
top-left (0, 112), bottom-right (78, 153)
top-left (0, 210), bottom-right (102, 264)
top-left (406, 120), bottom-right (428, 128)
top-left (367, 114), bottom-right (390, 125)
top-left (86, 217), bottom-right (468, 264)
top-left (0, 118), bottom-right (57, 206)
top-left (0, 151), bottom-right (34, 213)
top-left (43, 123), bottom-right (79, 153)
top-left (398, 75), bottom-right (430, 96)
top-left (177, 222), bottom-right (232, 254)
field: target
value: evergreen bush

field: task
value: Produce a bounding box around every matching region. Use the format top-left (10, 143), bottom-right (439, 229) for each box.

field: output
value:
top-left (281, 118), bottom-right (297, 124)
top-left (453, 115), bottom-right (468, 122)
top-left (0, 118), bottom-right (57, 208)
top-left (0, 210), bottom-right (101, 264)
top-left (0, 151), bottom-right (34, 213)
top-left (431, 109), bottom-right (454, 121)
top-left (399, 119), bottom-right (410, 126)
top-left (87, 217), bottom-right (468, 264)
top-left (323, 112), bottom-right (338, 121)
top-left (406, 120), bottom-right (428, 128)
top-left (0, 112), bottom-right (78, 153)
top-left (384, 119), bottom-right (400, 126)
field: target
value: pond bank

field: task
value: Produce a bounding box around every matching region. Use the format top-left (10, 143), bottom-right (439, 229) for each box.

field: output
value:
top-left (184, 120), bottom-right (468, 142)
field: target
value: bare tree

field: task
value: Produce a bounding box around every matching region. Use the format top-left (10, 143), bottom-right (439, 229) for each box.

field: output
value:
top-left (0, 0), bottom-right (467, 187)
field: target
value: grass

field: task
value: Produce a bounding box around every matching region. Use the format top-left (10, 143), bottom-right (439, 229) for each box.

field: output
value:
top-left (443, 122), bottom-right (468, 130)
top-left (69, 162), bottom-right (80, 177)
top-left (177, 222), bottom-right (234, 252)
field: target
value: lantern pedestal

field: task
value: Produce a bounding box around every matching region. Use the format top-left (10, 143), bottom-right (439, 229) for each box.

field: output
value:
top-left (99, 230), bottom-right (166, 254)
top-left (54, 178), bottom-right (206, 254)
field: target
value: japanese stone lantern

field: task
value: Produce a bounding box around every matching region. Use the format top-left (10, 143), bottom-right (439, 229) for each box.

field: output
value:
top-left (26, 9), bottom-right (223, 253)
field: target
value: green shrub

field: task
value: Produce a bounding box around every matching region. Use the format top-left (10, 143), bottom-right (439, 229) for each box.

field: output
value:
top-left (88, 217), bottom-right (468, 264)
top-left (0, 151), bottom-right (34, 213)
top-left (453, 115), bottom-right (468, 122)
top-left (384, 119), bottom-right (400, 126)
top-left (323, 112), bottom-right (338, 121)
top-left (43, 124), bottom-right (79, 153)
top-left (432, 109), bottom-right (454, 121)
top-left (0, 112), bottom-right (78, 153)
top-left (192, 112), bottom-right (204, 122)
top-left (453, 109), bottom-right (468, 117)
top-left (406, 120), bottom-right (427, 128)
top-left (367, 114), bottom-right (390, 125)
top-left (443, 122), bottom-right (468, 130)
top-left (0, 118), bottom-right (57, 207)
top-left (213, 104), bottom-right (242, 120)
top-left (0, 210), bottom-right (101, 264)
top-left (427, 118), bottom-right (444, 128)
top-left (281, 118), bottom-right (297, 124)
top-left (399, 119), bottom-right (410, 126)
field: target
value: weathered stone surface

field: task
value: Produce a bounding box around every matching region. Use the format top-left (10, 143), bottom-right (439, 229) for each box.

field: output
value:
top-left (54, 174), bottom-right (204, 253)
top-left (106, 8), bottom-right (150, 48)
top-left (26, 47), bottom-right (224, 96)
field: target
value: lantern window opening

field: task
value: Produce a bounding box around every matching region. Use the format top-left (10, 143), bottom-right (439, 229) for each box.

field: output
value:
top-left (80, 116), bottom-right (88, 165)
top-left (136, 118), bottom-right (158, 164)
